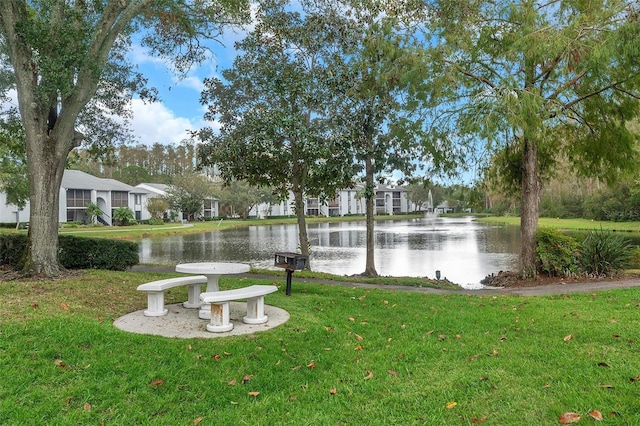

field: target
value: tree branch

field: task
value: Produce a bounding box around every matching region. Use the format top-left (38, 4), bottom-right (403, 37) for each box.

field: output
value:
top-left (444, 59), bottom-right (497, 89)
top-left (562, 73), bottom-right (640, 111)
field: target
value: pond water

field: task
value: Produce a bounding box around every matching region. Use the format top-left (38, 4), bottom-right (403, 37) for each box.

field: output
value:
top-left (139, 216), bottom-right (522, 289)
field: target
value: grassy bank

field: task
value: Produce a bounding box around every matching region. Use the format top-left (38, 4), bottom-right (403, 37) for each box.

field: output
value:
top-left (1, 213), bottom-right (428, 240)
top-left (477, 216), bottom-right (640, 233)
top-left (1, 270), bottom-right (639, 424)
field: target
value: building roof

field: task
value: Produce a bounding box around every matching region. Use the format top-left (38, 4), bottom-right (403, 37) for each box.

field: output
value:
top-left (136, 183), bottom-right (170, 196)
top-left (139, 182), bottom-right (170, 191)
top-left (62, 170), bottom-right (136, 192)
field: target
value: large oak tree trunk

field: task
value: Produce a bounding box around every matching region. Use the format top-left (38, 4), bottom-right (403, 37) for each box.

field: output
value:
top-left (362, 155), bottom-right (378, 277)
top-left (520, 137), bottom-right (540, 279)
top-left (23, 129), bottom-right (73, 276)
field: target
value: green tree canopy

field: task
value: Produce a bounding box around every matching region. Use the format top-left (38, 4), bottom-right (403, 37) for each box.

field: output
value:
top-left (198, 0), bottom-right (360, 268)
top-left (0, 1), bottom-right (249, 276)
top-left (425, 0), bottom-right (640, 277)
top-left (165, 172), bottom-right (216, 222)
top-left (214, 180), bottom-right (276, 219)
top-left (0, 110), bottom-right (27, 211)
top-left (310, 0), bottom-right (449, 276)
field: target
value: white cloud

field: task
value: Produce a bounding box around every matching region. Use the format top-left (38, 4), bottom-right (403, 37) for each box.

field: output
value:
top-left (129, 43), bottom-right (168, 68)
top-left (129, 98), bottom-right (201, 145)
top-left (173, 75), bottom-right (205, 92)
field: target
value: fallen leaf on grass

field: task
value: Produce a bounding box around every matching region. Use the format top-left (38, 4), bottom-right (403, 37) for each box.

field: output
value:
top-left (307, 361), bottom-right (315, 369)
top-left (354, 344), bottom-right (363, 351)
top-left (248, 391), bottom-right (260, 397)
top-left (598, 384), bottom-right (614, 389)
top-left (559, 412), bottom-right (581, 424)
top-left (329, 387), bottom-right (337, 395)
top-left (149, 379), bottom-right (164, 388)
top-left (194, 417), bottom-right (204, 425)
top-left (354, 333), bottom-right (364, 341)
top-left (54, 359), bottom-right (67, 369)
top-left (471, 416), bottom-right (487, 423)
top-left (364, 370), bottom-right (374, 380)
top-left (83, 402), bottom-right (91, 411)
top-left (445, 402), bottom-right (457, 409)
top-left (387, 370), bottom-right (398, 376)
top-left (563, 334), bottom-right (574, 342)
top-left (588, 410), bottom-right (603, 421)
top-left (228, 378), bottom-right (237, 386)
top-left (630, 376), bottom-right (640, 382)
top-left (242, 375), bottom-right (253, 384)
top-left (60, 302), bottom-right (70, 311)
top-left (348, 317), bottom-right (355, 322)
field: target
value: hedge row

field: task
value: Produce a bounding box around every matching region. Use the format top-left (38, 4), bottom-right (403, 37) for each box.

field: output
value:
top-left (1, 234), bottom-right (139, 271)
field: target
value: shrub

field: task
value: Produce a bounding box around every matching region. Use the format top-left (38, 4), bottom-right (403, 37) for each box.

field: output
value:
top-left (578, 228), bottom-right (633, 276)
top-left (535, 228), bottom-right (580, 277)
top-left (0, 234), bottom-right (138, 271)
top-left (628, 246), bottom-right (640, 270)
top-left (58, 236), bottom-right (139, 270)
top-left (0, 234), bottom-right (28, 268)
top-left (113, 207), bottom-right (135, 226)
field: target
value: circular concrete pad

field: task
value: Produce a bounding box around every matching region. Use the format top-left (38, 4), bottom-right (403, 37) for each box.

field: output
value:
top-left (113, 303), bottom-right (289, 338)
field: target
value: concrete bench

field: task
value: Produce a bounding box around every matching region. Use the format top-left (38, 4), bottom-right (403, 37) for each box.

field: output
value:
top-left (200, 285), bottom-right (278, 332)
top-left (137, 275), bottom-right (208, 316)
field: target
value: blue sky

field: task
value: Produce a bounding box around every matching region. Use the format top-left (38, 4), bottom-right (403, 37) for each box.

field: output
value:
top-left (125, 25), bottom-right (248, 147)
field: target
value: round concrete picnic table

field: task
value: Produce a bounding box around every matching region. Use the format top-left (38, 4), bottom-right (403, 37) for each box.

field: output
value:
top-left (175, 262), bottom-right (251, 319)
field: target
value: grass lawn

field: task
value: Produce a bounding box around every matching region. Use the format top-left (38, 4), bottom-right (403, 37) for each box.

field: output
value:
top-left (37, 214), bottom-right (425, 240)
top-left (1, 270), bottom-right (639, 424)
top-left (477, 216), bottom-right (640, 233)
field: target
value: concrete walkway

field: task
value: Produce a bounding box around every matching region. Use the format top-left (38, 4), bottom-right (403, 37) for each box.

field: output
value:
top-left (129, 265), bottom-right (640, 296)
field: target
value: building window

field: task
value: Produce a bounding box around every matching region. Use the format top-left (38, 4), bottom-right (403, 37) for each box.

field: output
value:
top-left (66, 189), bottom-right (91, 223)
top-left (203, 199), bottom-right (214, 218)
top-left (67, 189), bottom-right (91, 207)
top-left (111, 191), bottom-right (128, 208)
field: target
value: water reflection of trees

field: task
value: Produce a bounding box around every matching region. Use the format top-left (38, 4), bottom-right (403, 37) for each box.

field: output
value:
top-left (139, 218), bottom-right (521, 283)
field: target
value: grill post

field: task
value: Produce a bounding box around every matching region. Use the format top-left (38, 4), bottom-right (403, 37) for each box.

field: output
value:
top-left (274, 252), bottom-right (308, 296)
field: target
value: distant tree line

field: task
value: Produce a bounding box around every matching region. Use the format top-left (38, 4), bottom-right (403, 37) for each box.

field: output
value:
top-left (70, 142), bottom-right (198, 186)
